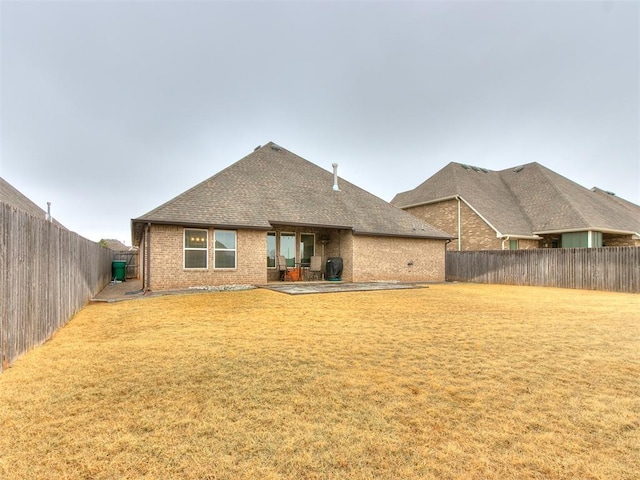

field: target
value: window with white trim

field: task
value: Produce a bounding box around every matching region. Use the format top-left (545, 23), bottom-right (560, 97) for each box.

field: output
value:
top-left (184, 228), bottom-right (208, 269)
top-left (214, 230), bottom-right (237, 269)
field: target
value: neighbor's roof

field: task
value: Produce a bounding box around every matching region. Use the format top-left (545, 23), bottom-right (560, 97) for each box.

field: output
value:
top-left (0, 176), bottom-right (66, 229)
top-left (391, 162), bottom-right (640, 237)
top-left (101, 239), bottom-right (133, 251)
top-left (132, 142), bottom-right (452, 245)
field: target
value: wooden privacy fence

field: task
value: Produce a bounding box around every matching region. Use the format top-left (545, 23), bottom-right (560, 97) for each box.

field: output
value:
top-left (446, 247), bottom-right (640, 293)
top-left (1, 202), bottom-right (113, 373)
top-left (112, 250), bottom-right (139, 279)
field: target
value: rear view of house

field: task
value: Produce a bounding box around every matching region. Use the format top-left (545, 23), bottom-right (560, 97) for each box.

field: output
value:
top-left (392, 162), bottom-right (640, 251)
top-left (131, 143), bottom-right (452, 291)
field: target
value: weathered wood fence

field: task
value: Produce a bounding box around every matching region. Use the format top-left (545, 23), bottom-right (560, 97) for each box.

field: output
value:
top-left (446, 247), bottom-right (640, 293)
top-left (112, 250), bottom-right (139, 279)
top-left (1, 202), bottom-right (113, 373)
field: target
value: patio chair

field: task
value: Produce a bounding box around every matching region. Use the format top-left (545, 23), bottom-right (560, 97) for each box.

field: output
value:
top-left (277, 255), bottom-right (293, 281)
top-left (308, 255), bottom-right (323, 281)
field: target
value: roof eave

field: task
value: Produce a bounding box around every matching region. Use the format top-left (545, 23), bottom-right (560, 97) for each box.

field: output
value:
top-left (396, 195), bottom-right (460, 210)
top-left (132, 218), bottom-right (271, 230)
top-left (352, 229), bottom-right (453, 240)
top-left (534, 227), bottom-right (640, 237)
top-left (268, 220), bottom-right (355, 230)
top-left (497, 234), bottom-right (543, 240)
top-left (130, 218), bottom-right (272, 246)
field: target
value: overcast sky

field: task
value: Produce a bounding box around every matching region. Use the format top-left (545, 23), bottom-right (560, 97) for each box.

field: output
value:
top-left (1, 0), bottom-right (638, 244)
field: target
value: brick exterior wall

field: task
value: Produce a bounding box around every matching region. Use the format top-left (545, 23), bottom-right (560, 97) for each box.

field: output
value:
top-left (603, 234), bottom-right (640, 247)
top-left (145, 224), bottom-right (447, 289)
top-left (336, 230), bottom-right (354, 282)
top-left (404, 201), bottom-right (639, 251)
top-left (517, 239), bottom-right (540, 249)
top-left (351, 235), bottom-right (446, 282)
top-left (458, 202), bottom-right (502, 250)
top-left (405, 200), bottom-right (458, 246)
top-left (148, 225), bottom-right (266, 290)
top-left (405, 200), bottom-right (502, 251)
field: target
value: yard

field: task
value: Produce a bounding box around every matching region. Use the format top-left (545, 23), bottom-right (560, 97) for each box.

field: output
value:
top-left (0, 284), bottom-right (638, 479)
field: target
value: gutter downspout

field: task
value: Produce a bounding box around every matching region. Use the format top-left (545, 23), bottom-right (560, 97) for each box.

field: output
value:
top-left (457, 197), bottom-right (462, 251)
top-left (501, 236), bottom-right (510, 250)
top-left (145, 223), bottom-right (151, 292)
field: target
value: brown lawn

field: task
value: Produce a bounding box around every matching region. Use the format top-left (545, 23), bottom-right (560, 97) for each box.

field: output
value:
top-left (0, 283), bottom-right (638, 479)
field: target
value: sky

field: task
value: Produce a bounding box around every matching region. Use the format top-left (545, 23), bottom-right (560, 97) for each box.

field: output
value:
top-left (1, 0), bottom-right (638, 245)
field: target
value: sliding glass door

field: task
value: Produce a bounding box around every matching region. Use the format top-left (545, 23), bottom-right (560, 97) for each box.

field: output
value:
top-left (280, 233), bottom-right (296, 267)
top-left (300, 233), bottom-right (315, 265)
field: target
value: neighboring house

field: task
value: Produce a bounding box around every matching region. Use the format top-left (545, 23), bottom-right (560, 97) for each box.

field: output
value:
top-left (100, 239), bottom-right (133, 251)
top-left (391, 162), bottom-right (640, 251)
top-left (131, 142), bottom-right (452, 291)
top-left (0, 176), bottom-right (65, 229)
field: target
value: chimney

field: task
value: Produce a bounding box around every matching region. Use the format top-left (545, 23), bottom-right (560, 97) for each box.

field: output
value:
top-left (332, 163), bottom-right (340, 191)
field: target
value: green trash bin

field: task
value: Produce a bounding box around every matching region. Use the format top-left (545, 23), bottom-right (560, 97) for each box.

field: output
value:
top-left (112, 261), bottom-right (127, 281)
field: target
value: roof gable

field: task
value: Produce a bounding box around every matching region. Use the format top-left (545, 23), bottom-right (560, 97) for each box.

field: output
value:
top-left (392, 162), bottom-right (640, 237)
top-left (133, 143), bottom-right (452, 244)
top-left (392, 163), bottom-right (534, 236)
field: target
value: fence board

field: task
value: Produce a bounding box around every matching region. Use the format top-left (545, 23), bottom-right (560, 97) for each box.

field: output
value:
top-left (446, 247), bottom-right (640, 293)
top-left (1, 202), bottom-right (113, 373)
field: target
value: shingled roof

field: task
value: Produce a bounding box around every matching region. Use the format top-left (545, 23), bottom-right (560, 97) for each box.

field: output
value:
top-left (0, 176), bottom-right (65, 229)
top-left (132, 143), bottom-right (451, 245)
top-left (101, 239), bottom-right (132, 251)
top-left (391, 162), bottom-right (640, 238)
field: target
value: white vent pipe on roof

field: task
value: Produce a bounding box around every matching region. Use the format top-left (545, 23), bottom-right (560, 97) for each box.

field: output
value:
top-left (46, 202), bottom-right (52, 222)
top-left (332, 163), bottom-right (340, 191)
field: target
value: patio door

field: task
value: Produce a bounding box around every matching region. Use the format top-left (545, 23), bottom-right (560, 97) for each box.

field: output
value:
top-left (300, 233), bottom-right (315, 265)
top-left (278, 233), bottom-right (315, 268)
top-left (280, 233), bottom-right (296, 267)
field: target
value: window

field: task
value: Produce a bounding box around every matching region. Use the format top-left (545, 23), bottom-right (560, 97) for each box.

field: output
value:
top-left (214, 230), bottom-right (236, 269)
top-left (266, 232), bottom-right (276, 268)
top-left (562, 231), bottom-right (603, 248)
top-left (184, 229), bottom-right (208, 269)
top-left (280, 233), bottom-right (296, 267)
top-left (509, 239), bottom-right (518, 250)
top-left (300, 233), bottom-right (315, 264)
top-left (562, 232), bottom-right (587, 248)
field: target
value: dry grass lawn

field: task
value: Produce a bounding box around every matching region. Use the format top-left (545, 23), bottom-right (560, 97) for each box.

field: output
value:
top-left (0, 283), bottom-right (638, 479)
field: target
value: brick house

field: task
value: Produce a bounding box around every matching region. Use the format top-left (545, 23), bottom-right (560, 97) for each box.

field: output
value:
top-left (131, 143), bottom-right (452, 291)
top-left (391, 162), bottom-right (640, 251)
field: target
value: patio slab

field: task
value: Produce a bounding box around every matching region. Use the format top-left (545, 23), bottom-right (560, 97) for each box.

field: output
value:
top-left (259, 281), bottom-right (428, 295)
top-left (92, 279), bottom-right (428, 301)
